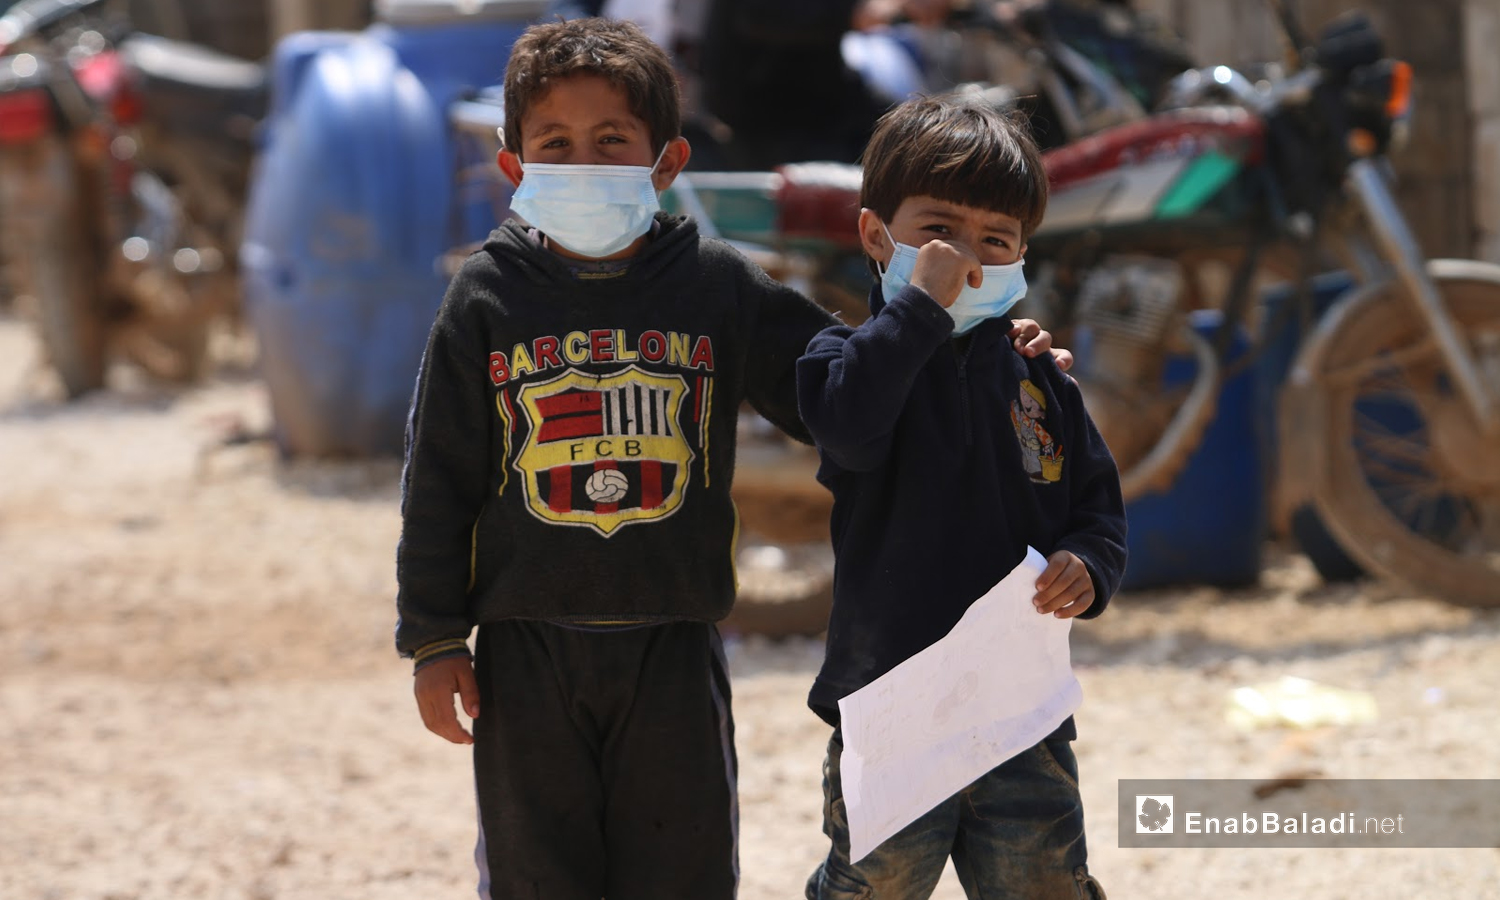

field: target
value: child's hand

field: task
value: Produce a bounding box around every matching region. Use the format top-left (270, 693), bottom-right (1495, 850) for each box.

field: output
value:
top-left (1034, 550), bottom-right (1095, 618)
top-left (1009, 319), bottom-right (1074, 372)
top-left (414, 656), bottom-right (481, 745)
top-left (909, 239), bottom-right (983, 309)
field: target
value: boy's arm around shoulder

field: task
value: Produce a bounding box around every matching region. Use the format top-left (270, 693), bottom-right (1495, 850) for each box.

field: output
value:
top-left (795, 284), bottom-right (953, 471)
top-left (395, 258), bottom-right (497, 669)
top-left (734, 247), bottom-right (840, 444)
top-left (1045, 357), bottom-right (1129, 617)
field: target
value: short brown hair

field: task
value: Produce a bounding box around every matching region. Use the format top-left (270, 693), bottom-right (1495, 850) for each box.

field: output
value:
top-left (860, 93), bottom-right (1048, 239)
top-left (502, 18), bottom-right (681, 159)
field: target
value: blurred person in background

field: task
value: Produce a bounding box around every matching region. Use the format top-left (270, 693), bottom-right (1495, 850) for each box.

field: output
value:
top-left (552, 0), bottom-right (952, 169)
top-left (555, 0), bottom-right (1187, 169)
top-left (697, 0), bottom-right (953, 169)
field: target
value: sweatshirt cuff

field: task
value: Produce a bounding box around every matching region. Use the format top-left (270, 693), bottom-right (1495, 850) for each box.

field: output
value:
top-left (1077, 564), bottom-right (1110, 618)
top-left (1057, 544), bottom-right (1113, 619)
top-left (888, 285), bottom-right (956, 336)
top-left (411, 639), bottom-right (472, 673)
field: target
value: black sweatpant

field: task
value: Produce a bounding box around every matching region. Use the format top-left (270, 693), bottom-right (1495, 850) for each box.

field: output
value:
top-left (472, 619), bottom-right (739, 900)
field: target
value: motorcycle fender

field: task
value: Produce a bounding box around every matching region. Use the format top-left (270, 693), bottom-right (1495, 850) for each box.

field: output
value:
top-left (1274, 279), bottom-right (1388, 527)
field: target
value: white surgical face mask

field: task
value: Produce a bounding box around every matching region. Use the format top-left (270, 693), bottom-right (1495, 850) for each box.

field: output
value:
top-left (878, 222), bottom-right (1027, 335)
top-left (509, 144), bottom-right (667, 258)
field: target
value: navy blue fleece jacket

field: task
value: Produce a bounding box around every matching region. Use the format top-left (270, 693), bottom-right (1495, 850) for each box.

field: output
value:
top-left (797, 283), bottom-right (1127, 726)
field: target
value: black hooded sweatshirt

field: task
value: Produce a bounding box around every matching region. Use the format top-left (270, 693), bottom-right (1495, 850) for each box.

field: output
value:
top-left (395, 214), bottom-right (836, 663)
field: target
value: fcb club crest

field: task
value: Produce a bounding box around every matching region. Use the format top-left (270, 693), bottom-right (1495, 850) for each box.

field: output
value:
top-left (514, 366), bottom-right (696, 536)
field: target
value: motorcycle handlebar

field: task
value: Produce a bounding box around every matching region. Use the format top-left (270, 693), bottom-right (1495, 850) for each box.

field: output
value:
top-left (1163, 64), bottom-right (1321, 115)
top-left (0, 0), bottom-right (111, 53)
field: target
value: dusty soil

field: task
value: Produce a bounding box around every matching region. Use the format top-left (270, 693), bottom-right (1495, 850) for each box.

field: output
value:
top-left (3, 310), bottom-right (1499, 900)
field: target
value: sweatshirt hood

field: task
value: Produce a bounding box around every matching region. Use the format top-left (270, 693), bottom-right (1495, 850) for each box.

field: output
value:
top-left (483, 211), bottom-right (700, 288)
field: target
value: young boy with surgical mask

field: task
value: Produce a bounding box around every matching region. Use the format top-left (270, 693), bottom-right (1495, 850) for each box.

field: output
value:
top-left (395, 18), bottom-right (1068, 900)
top-left (796, 94), bottom-right (1125, 899)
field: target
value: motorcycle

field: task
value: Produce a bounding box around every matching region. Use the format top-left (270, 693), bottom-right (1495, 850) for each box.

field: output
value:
top-left (0, 0), bottom-right (264, 397)
top-left (1016, 0), bottom-right (1500, 607)
top-left (659, 0), bottom-right (1500, 609)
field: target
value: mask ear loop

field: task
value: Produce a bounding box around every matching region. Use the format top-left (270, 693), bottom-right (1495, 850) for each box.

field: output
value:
top-left (876, 219), bottom-right (898, 277)
top-left (648, 141), bottom-right (671, 176)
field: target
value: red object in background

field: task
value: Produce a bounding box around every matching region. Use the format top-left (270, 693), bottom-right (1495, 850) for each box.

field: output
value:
top-left (0, 89), bottom-right (53, 143)
top-left (75, 49), bottom-right (142, 124)
top-left (74, 50), bottom-right (123, 99)
top-left (774, 165), bottom-right (864, 248)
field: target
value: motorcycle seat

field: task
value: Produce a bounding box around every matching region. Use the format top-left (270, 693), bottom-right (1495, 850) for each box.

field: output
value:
top-left (774, 162), bottom-right (863, 247)
top-left (119, 33), bottom-right (267, 136)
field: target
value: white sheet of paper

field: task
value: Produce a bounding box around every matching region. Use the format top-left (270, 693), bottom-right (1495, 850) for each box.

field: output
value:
top-left (836, 546), bottom-right (1083, 864)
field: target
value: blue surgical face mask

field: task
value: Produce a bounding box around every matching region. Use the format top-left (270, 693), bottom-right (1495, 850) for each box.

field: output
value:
top-left (879, 222), bottom-right (1028, 335)
top-left (509, 145), bottom-right (667, 258)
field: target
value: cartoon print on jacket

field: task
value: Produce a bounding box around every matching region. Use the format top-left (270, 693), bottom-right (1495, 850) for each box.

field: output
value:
top-left (1011, 378), bottom-right (1064, 484)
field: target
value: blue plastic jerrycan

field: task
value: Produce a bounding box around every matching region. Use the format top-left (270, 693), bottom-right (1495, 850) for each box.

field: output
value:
top-left (242, 0), bottom-right (543, 457)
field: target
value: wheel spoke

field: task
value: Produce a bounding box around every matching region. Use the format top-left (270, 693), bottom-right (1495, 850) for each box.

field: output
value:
top-left (1352, 422), bottom-right (1431, 469)
top-left (1322, 335), bottom-right (1441, 389)
top-left (1373, 479), bottom-right (1447, 521)
top-left (1351, 364), bottom-right (1478, 548)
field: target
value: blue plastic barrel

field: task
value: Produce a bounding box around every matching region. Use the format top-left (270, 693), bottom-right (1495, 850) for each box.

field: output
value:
top-left (242, 2), bottom-right (542, 457)
top-left (1118, 309), bottom-right (1265, 590)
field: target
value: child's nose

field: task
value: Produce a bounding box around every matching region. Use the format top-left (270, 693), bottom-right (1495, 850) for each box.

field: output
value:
top-left (943, 231), bottom-right (981, 252)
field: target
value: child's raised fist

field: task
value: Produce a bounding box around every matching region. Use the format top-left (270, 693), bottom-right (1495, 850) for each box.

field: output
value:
top-left (909, 240), bottom-right (983, 309)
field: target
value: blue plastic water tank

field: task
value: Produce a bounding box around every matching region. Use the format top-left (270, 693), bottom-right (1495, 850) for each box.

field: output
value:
top-left (242, 2), bottom-right (541, 456)
top-left (1117, 308), bottom-right (1265, 590)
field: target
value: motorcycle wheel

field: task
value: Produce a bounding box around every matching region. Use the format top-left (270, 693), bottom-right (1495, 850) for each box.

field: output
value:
top-left (1118, 319), bottom-right (1220, 501)
top-left (725, 437), bottom-right (835, 637)
top-left (120, 318), bottom-right (211, 384)
top-left (1077, 318), bottom-right (1220, 502)
top-left (2, 141), bottom-right (107, 397)
top-left (1302, 260), bottom-right (1500, 607)
top-left (725, 560), bottom-right (834, 639)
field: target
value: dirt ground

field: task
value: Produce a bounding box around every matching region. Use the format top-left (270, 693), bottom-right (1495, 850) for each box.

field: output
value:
top-left (3, 310), bottom-right (1499, 900)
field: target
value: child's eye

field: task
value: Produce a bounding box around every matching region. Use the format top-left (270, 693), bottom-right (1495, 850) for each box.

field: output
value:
top-left (922, 224), bottom-right (951, 234)
top-left (540, 138), bottom-right (568, 150)
top-left (985, 237), bottom-right (1011, 247)
top-left (600, 135), bottom-right (627, 144)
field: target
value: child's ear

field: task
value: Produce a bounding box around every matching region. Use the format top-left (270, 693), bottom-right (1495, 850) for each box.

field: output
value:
top-left (650, 137), bottom-right (692, 192)
top-left (497, 149), bottom-right (524, 188)
top-left (858, 208), bottom-right (893, 268)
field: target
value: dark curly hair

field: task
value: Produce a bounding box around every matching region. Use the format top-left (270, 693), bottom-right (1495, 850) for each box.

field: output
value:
top-left (502, 18), bottom-right (681, 159)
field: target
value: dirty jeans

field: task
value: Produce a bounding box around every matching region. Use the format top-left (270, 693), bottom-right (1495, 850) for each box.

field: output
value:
top-left (805, 725), bottom-right (1106, 900)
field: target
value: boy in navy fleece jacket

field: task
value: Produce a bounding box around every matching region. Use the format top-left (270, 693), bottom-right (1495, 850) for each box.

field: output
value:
top-left (796, 94), bottom-right (1125, 899)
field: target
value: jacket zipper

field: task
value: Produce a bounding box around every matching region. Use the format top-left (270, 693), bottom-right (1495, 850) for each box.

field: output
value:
top-left (952, 342), bottom-right (973, 446)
